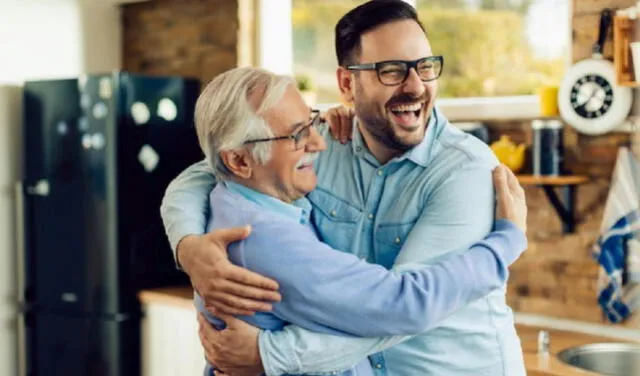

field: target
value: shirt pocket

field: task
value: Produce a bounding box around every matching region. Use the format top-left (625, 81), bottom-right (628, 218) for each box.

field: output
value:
top-left (374, 221), bottom-right (416, 269)
top-left (308, 188), bottom-right (363, 255)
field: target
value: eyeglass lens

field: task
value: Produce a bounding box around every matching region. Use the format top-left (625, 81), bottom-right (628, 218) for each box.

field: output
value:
top-left (293, 113), bottom-right (322, 149)
top-left (378, 58), bottom-right (442, 85)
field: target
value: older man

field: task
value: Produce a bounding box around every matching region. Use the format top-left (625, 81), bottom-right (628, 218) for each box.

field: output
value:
top-left (190, 66), bottom-right (526, 376)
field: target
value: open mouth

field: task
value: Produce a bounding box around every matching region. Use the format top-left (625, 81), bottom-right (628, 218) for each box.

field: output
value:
top-left (296, 163), bottom-right (313, 170)
top-left (389, 102), bottom-right (424, 127)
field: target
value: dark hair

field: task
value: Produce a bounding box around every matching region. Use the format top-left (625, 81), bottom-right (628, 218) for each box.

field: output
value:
top-left (335, 0), bottom-right (426, 66)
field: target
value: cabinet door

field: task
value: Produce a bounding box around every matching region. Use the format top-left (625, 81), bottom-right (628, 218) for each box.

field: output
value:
top-left (141, 303), bottom-right (205, 376)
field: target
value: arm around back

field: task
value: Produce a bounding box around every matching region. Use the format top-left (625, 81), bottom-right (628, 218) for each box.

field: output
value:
top-left (243, 217), bottom-right (526, 338)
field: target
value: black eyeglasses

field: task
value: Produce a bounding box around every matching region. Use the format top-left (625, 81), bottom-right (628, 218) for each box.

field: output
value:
top-left (244, 109), bottom-right (322, 150)
top-left (347, 56), bottom-right (444, 86)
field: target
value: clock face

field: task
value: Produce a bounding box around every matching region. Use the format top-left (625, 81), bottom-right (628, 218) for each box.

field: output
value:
top-left (570, 74), bottom-right (614, 119)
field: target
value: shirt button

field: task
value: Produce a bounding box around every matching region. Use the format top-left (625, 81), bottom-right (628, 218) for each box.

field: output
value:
top-left (330, 210), bottom-right (337, 217)
top-left (356, 146), bottom-right (362, 152)
top-left (377, 170), bottom-right (383, 176)
top-left (368, 213), bottom-right (374, 219)
top-left (394, 237), bottom-right (401, 244)
top-left (375, 364), bottom-right (383, 369)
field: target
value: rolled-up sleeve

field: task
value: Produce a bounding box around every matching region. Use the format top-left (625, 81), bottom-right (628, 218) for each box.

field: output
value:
top-left (160, 159), bottom-right (216, 264)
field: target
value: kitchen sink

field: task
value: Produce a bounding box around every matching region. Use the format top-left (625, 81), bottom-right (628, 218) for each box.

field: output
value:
top-left (557, 343), bottom-right (640, 376)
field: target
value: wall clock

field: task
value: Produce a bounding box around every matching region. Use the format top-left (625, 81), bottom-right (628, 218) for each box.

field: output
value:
top-left (558, 9), bottom-right (632, 135)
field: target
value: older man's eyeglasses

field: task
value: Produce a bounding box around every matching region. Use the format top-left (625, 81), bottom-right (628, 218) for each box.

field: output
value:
top-left (244, 109), bottom-right (322, 150)
top-left (347, 56), bottom-right (444, 86)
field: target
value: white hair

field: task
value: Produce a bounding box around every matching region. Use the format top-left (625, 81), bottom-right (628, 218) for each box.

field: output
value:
top-left (194, 67), bottom-right (294, 180)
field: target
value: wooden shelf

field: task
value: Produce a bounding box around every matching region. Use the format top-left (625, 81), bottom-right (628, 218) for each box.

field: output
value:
top-left (516, 175), bottom-right (590, 234)
top-left (517, 175), bottom-right (589, 186)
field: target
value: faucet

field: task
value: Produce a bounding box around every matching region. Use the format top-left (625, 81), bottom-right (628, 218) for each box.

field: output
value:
top-left (538, 330), bottom-right (550, 355)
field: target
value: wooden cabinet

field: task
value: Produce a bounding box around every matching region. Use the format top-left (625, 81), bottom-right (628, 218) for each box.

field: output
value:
top-left (614, 15), bottom-right (640, 86)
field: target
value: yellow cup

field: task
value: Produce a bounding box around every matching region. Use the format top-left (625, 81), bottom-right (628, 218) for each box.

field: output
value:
top-left (538, 86), bottom-right (559, 117)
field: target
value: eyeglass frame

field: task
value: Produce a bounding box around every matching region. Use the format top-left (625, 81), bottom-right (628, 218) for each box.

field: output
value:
top-left (243, 109), bottom-right (322, 150)
top-left (346, 56), bottom-right (444, 86)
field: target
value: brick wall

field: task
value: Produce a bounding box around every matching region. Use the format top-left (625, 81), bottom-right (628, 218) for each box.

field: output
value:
top-left (501, 0), bottom-right (639, 326)
top-left (121, 0), bottom-right (241, 85)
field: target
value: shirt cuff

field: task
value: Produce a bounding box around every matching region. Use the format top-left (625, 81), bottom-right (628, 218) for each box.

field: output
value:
top-left (167, 222), bottom-right (205, 253)
top-left (258, 330), bottom-right (300, 376)
top-left (167, 222), bottom-right (206, 270)
top-left (492, 218), bottom-right (527, 263)
top-left (494, 219), bottom-right (527, 248)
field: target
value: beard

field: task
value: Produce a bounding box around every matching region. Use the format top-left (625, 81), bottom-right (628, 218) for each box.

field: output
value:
top-left (353, 81), bottom-right (431, 153)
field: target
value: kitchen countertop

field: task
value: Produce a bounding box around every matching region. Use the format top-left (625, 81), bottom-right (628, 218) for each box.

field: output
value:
top-left (139, 287), bottom-right (637, 376)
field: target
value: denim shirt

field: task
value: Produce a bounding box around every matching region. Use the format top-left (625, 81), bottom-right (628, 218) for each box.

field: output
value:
top-left (194, 181), bottom-right (525, 376)
top-left (161, 107), bottom-right (526, 376)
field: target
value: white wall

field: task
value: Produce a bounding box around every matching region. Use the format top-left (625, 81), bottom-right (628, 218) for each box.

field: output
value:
top-left (0, 0), bottom-right (125, 85)
top-left (0, 0), bottom-right (83, 84)
top-left (79, 0), bottom-right (124, 75)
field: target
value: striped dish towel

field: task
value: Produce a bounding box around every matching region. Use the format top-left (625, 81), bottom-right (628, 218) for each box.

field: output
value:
top-left (593, 147), bottom-right (640, 323)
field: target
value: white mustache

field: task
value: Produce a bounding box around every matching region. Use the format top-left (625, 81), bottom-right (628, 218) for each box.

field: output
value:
top-left (295, 153), bottom-right (319, 169)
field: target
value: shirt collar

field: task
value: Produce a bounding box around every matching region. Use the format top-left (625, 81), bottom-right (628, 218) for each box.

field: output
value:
top-left (350, 107), bottom-right (444, 168)
top-left (223, 180), bottom-right (312, 224)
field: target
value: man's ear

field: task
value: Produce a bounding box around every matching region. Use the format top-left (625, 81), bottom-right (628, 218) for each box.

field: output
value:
top-left (337, 67), bottom-right (355, 105)
top-left (219, 149), bottom-right (253, 179)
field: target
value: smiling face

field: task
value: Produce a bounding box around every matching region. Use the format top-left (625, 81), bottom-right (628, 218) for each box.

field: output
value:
top-left (339, 19), bottom-right (437, 159)
top-left (251, 85), bottom-right (326, 202)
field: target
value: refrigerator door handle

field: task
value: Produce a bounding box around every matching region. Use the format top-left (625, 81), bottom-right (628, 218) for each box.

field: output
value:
top-left (15, 182), bottom-right (26, 376)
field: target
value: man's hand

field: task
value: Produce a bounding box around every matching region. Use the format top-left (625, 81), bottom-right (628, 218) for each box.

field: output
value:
top-left (323, 105), bottom-right (355, 144)
top-left (493, 164), bottom-right (527, 233)
top-left (198, 313), bottom-right (263, 376)
top-left (178, 226), bottom-right (281, 316)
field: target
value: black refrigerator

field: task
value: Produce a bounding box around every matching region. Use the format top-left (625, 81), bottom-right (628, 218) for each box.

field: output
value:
top-left (21, 72), bottom-right (201, 376)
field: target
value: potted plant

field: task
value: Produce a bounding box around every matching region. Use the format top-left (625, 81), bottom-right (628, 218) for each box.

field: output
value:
top-left (296, 74), bottom-right (317, 106)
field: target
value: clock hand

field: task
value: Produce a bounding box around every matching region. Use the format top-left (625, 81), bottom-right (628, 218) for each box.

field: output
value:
top-left (576, 86), bottom-right (600, 113)
top-left (585, 87), bottom-right (598, 103)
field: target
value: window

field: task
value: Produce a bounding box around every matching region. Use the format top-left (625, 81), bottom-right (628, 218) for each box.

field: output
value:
top-left (292, 0), bottom-right (369, 103)
top-left (290, 0), bottom-right (570, 112)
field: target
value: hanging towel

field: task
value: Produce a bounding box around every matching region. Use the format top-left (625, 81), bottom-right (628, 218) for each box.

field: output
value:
top-left (593, 147), bottom-right (640, 323)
